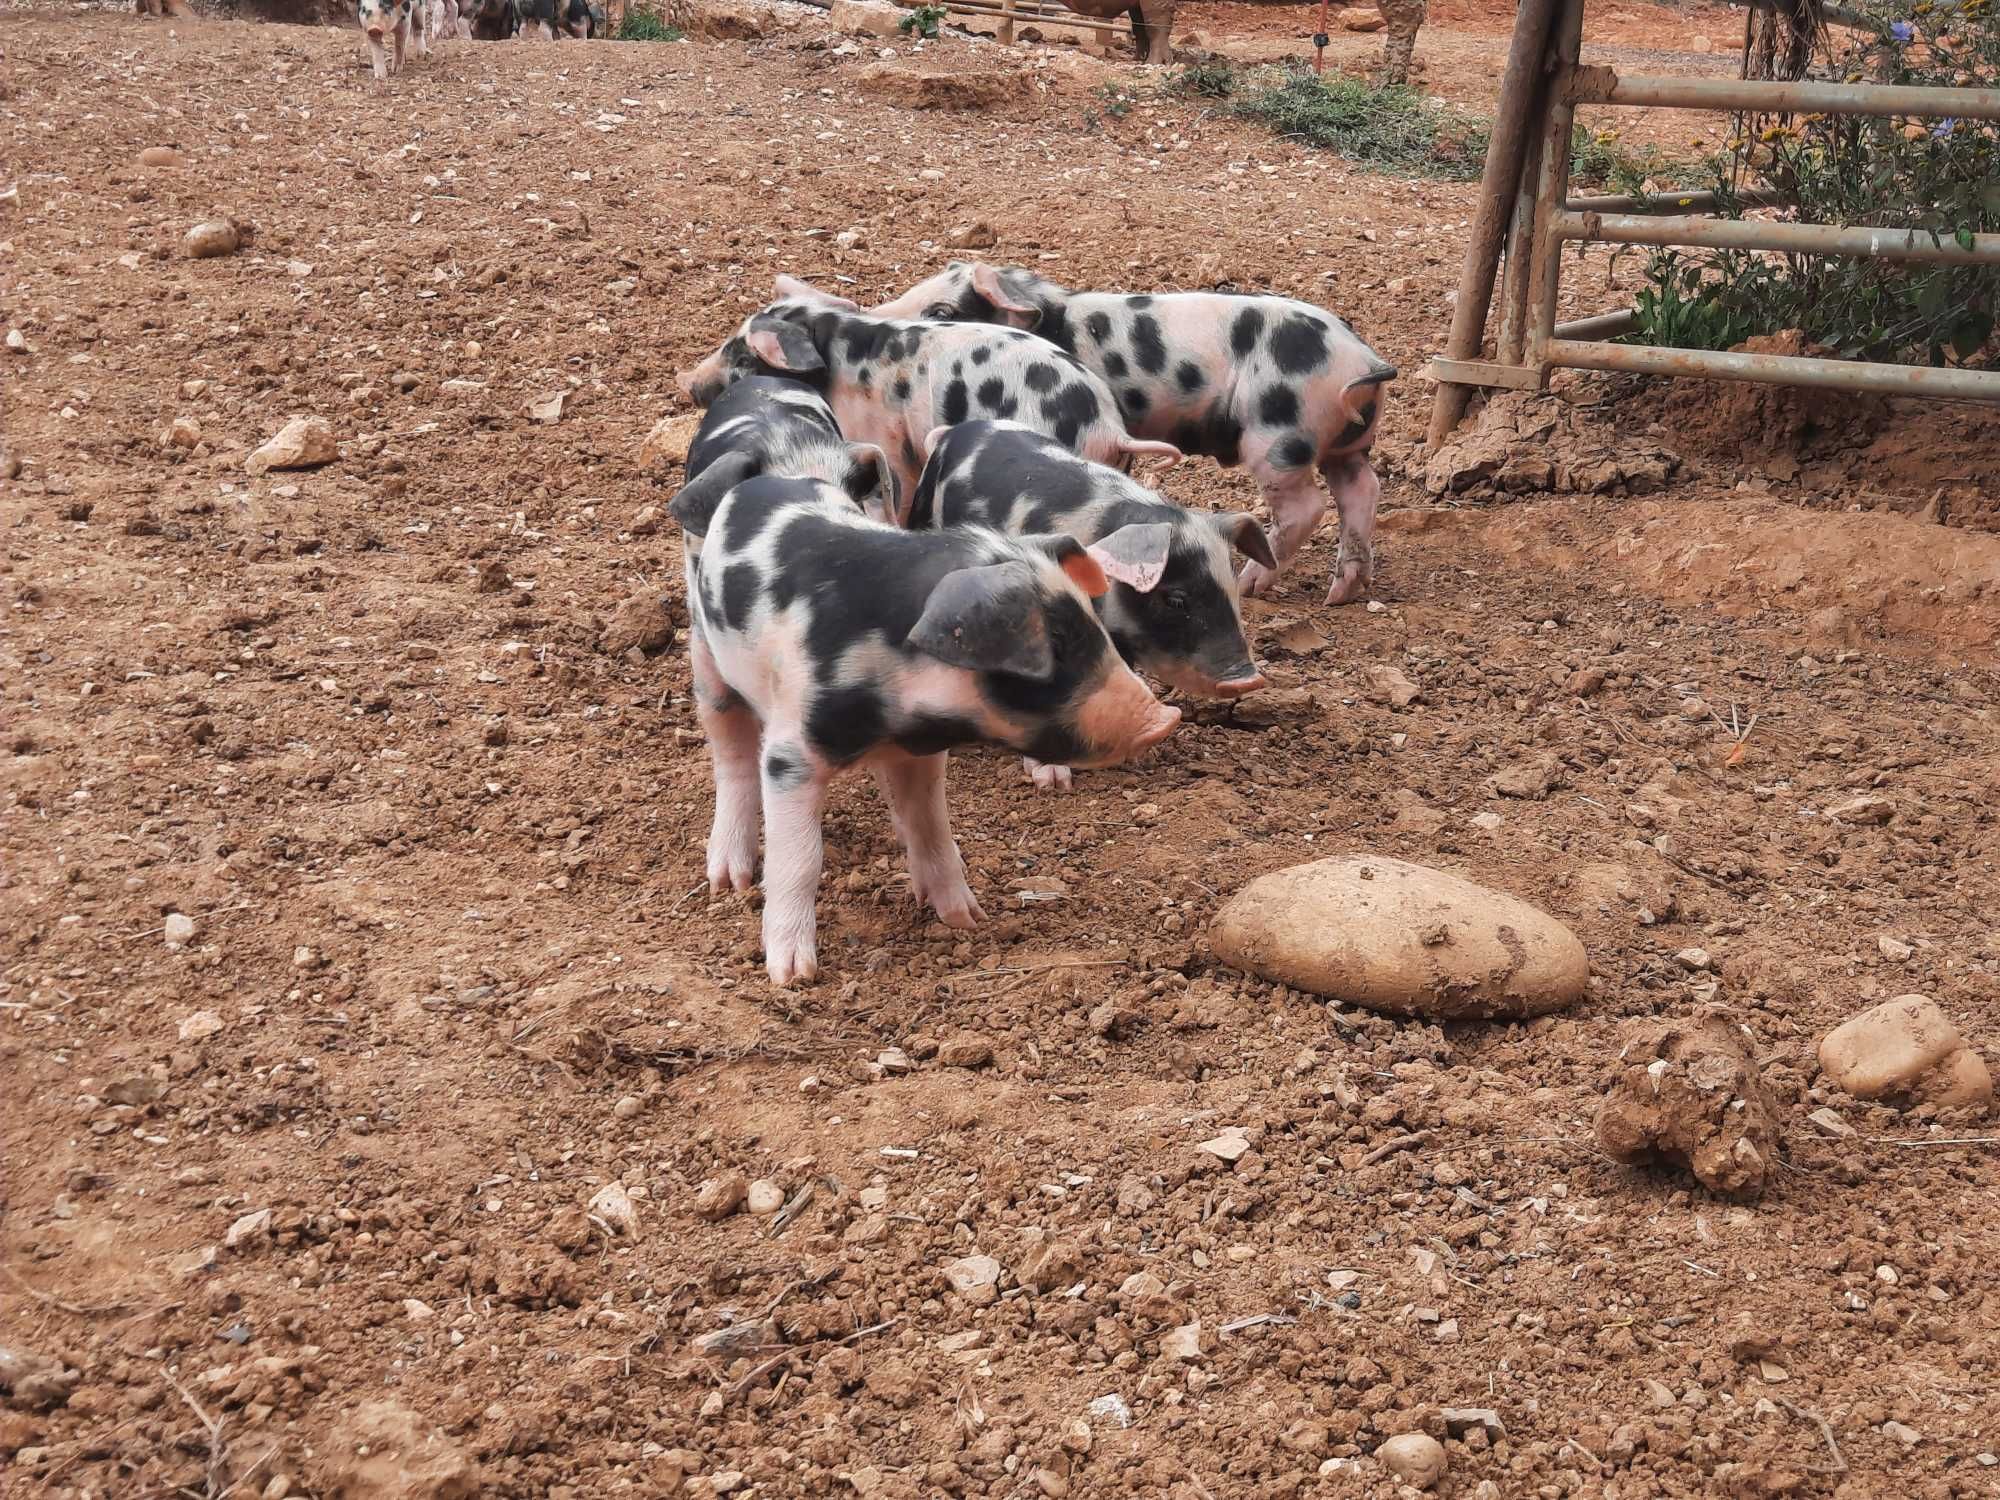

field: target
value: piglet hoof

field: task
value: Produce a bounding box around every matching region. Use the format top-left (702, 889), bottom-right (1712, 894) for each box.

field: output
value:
top-left (1237, 559), bottom-right (1279, 598)
top-left (764, 938), bottom-right (819, 988)
top-left (925, 883), bottom-right (987, 930)
top-left (1022, 758), bottom-right (1073, 792)
top-left (705, 834), bottom-right (758, 892)
top-left (1324, 566), bottom-right (1370, 607)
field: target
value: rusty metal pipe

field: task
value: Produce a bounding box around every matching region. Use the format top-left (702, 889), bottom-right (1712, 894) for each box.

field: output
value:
top-left (1556, 209), bottom-right (2000, 264)
top-left (1552, 309), bottom-right (1638, 340)
top-left (1564, 184), bottom-right (1789, 215)
top-left (1569, 72), bottom-right (2000, 120)
top-left (1547, 339), bottom-right (2000, 400)
top-left (1525, 0), bottom-right (1586, 368)
top-left (1425, 0), bottom-right (1565, 447)
top-left (1494, 122), bottom-right (1548, 366)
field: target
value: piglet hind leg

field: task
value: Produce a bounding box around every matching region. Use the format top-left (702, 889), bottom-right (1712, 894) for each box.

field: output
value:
top-left (1021, 757), bottom-right (1074, 792)
top-left (759, 740), bottom-right (831, 987)
top-left (1321, 454), bottom-right (1382, 606)
top-left (691, 633), bottom-right (759, 892)
top-left (1237, 466), bottom-right (1327, 598)
top-left (873, 751), bottom-right (984, 928)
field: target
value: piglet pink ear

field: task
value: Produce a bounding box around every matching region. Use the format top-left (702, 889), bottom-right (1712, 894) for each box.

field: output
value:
top-left (969, 264), bottom-right (1041, 326)
top-left (775, 273), bottom-right (857, 310)
top-left (1086, 521), bottom-right (1173, 594)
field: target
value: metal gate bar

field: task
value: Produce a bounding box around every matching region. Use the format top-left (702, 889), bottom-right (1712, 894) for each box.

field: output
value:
top-left (1427, 1), bottom-right (2000, 440)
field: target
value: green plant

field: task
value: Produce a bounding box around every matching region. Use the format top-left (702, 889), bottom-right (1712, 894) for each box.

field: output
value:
top-left (1229, 66), bottom-right (1490, 178)
top-left (1627, 249), bottom-right (1771, 351)
top-left (899, 2), bottom-right (945, 37)
top-left (1568, 124), bottom-right (1692, 196)
top-left (1166, 59), bottom-right (1239, 98)
top-left (614, 5), bottom-right (681, 39)
top-left (1629, 0), bottom-right (2000, 365)
top-left (1093, 82), bottom-right (1134, 118)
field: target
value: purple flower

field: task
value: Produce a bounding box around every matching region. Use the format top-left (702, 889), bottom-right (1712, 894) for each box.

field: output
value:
top-left (1933, 117), bottom-right (1959, 136)
top-left (1890, 19), bottom-right (1913, 39)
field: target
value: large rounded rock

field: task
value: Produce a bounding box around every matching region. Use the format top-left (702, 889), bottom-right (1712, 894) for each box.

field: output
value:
top-left (1208, 855), bottom-right (1588, 1019)
top-left (1819, 996), bottom-right (1991, 1111)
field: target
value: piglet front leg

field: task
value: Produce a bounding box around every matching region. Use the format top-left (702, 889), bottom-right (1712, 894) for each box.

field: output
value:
top-left (759, 737), bottom-right (830, 987)
top-left (873, 751), bottom-right (985, 927)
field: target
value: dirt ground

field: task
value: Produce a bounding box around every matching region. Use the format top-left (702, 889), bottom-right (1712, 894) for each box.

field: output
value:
top-left (5, 3), bottom-right (2000, 1498)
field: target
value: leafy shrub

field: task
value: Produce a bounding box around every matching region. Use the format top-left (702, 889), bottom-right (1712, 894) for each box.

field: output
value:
top-left (615, 5), bottom-right (681, 38)
top-left (899, 2), bottom-right (945, 37)
top-left (1230, 67), bottom-right (1491, 178)
top-left (1627, 3), bottom-right (2000, 365)
top-left (1166, 60), bottom-right (1240, 99)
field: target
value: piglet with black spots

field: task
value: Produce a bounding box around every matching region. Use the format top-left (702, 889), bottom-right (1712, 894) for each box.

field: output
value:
top-left (909, 419), bottom-right (1271, 790)
top-left (675, 374), bottom-right (900, 524)
top-left (861, 262), bottom-right (1397, 605)
top-left (670, 473), bottom-right (1181, 986)
top-left (358, 0), bottom-right (423, 77)
top-left (677, 283), bottom-right (1179, 516)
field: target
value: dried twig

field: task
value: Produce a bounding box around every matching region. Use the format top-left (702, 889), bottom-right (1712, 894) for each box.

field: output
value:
top-left (1, 1263), bottom-right (128, 1315)
top-left (1564, 1436), bottom-right (1604, 1468)
top-left (1775, 1397), bottom-right (1847, 1474)
top-left (727, 1316), bottom-right (899, 1401)
top-left (1356, 1131), bottom-right (1433, 1168)
top-left (1861, 1135), bottom-right (1999, 1148)
top-left (160, 1367), bottom-right (228, 1499)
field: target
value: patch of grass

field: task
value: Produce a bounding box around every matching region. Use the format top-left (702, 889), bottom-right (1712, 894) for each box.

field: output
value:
top-left (1231, 67), bottom-right (1490, 179)
top-left (1165, 59), bottom-right (1239, 99)
top-left (1569, 124), bottom-right (1697, 196)
top-left (1093, 82), bottom-right (1135, 118)
top-left (899, 2), bottom-right (945, 36)
top-left (614, 6), bottom-right (682, 39)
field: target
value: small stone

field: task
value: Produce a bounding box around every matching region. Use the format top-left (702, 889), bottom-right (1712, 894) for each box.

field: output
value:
top-left (1441, 1407), bottom-right (1505, 1437)
top-left (1120, 1270), bottom-right (1166, 1298)
top-left (1087, 1392), bottom-right (1134, 1428)
top-left (613, 1094), bottom-right (642, 1120)
top-left (1643, 1378), bottom-right (1676, 1408)
top-left (1197, 1128), bottom-right (1251, 1163)
top-left (184, 218), bottom-right (241, 259)
top-left (167, 416), bottom-right (202, 449)
top-left (1377, 1432), bottom-right (1446, 1489)
top-left (172, 1245), bottom-right (219, 1279)
top-left (391, 370), bottom-right (420, 393)
top-left (1806, 1106), bottom-right (1855, 1138)
top-left (938, 1036), bottom-right (993, 1068)
top-left (177, 1010), bottom-right (226, 1041)
top-left (245, 415), bottom-right (336, 475)
top-left (163, 912), bottom-right (197, 949)
top-left (1826, 794), bottom-right (1895, 825)
top-left (225, 1209), bottom-right (272, 1249)
top-left (747, 1179), bottom-right (785, 1215)
top-left (1882, 1421), bottom-right (1921, 1447)
top-left (637, 411), bottom-right (701, 470)
top-left (630, 504), bottom-right (662, 537)
top-left (1876, 1263), bottom-right (1900, 1285)
top-left (943, 1254), bottom-right (1002, 1305)
top-left (139, 145), bottom-right (180, 167)
top-left (834, 229), bottom-right (866, 251)
top-left (3, 329), bottom-right (25, 355)
top-left (1159, 1321), bottom-right (1203, 1362)
top-left (1359, 663), bottom-right (1421, 708)
top-left (877, 1047), bottom-right (914, 1075)
top-left (1819, 995), bottom-right (1992, 1110)
top-left (589, 1181), bottom-right (640, 1237)
top-left (1674, 946), bottom-right (1712, 972)
top-left (1877, 935), bottom-right (1914, 961)
top-left (1340, 4), bottom-right (1384, 28)
top-left (946, 221), bottom-right (998, 250)
top-left (709, 1471), bottom-right (747, 1494)
top-left (1031, 1469), bottom-right (1067, 1498)
top-left (599, 590), bottom-right (674, 657)
top-left (1470, 811), bottom-right (1503, 832)
top-left (694, 1173), bottom-right (748, 1221)
top-left (1433, 1317), bottom-right (1460, 1342)
top-left (1567, 666), bottom-right (1607, 697)
top-left (1061, 1418), bottom-right (1092, 1455)
top-left (403, 1298), bottom-right (436, 1322)
top-left (292, 945), bottom-right (324, 971)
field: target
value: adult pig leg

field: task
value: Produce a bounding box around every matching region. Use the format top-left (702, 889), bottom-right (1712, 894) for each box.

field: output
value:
top-left (691, 631), bottom-right (761, 892)
top-left (872, 750), bottom-right (985, 928)
top-left (1321, 453), bottom-right (1381, 606)
top-left (759, 737), bottom-right (832, 987)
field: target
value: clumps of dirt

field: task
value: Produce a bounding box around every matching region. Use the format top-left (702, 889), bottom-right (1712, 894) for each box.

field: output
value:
top-left (854, 59), bottom-right (1028, 109)
top-left (1650, 331), bottom-right (1888, 483)
top-left (1423, 391), bottom-right (1678, 497)
top-left (1594, 1008), bottom-right (1781, 1200)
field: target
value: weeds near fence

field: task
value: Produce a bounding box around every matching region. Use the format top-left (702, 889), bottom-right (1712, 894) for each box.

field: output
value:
top-left (614, 4), bottom-right (682, 39)
top-left (1626, 5), bottom-right (2000, 365)
top-left (900, 2), bottom-right (946, 37)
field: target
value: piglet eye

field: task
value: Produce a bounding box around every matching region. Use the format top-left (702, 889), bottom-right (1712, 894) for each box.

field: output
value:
top-left (1164, 590), bottom-right (1189, 612)
top-left (925, 302), bottom-right (956, 319)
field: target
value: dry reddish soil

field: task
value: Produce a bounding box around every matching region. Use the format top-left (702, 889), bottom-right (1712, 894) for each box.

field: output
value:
top-left (4, 6), bottom-right (2000, 1500)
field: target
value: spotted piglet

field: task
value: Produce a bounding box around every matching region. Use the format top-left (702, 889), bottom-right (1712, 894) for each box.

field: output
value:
top-left (669, 473), bottom-right (1181, 986)
top-left (675, 374), bottom-right (900, 524)
top-left (909, 419), bottom-right (1272, 790)
top-left (678, 288), bottom-right (1180, 516)
top-left (863, 264), bottom-right (1398, 604)
top-left (358, 0), bottom-right (418, 77)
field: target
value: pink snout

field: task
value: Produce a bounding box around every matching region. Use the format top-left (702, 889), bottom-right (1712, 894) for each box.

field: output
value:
top-left (1212, 672), bottom-right (1266, 699)
top-left (1132, 702), bottom-right (1182, 752)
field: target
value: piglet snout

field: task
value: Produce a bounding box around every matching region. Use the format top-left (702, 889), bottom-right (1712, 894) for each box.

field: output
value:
top-left (1212, 672), bottom-right (1266, 699)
